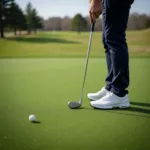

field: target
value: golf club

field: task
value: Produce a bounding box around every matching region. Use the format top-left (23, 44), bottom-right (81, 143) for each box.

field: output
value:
top-left (68, 23), bottom-right (95, 109)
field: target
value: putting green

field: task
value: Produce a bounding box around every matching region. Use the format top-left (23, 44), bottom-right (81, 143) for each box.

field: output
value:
top-left (0, 58), bottom-right (150, 150)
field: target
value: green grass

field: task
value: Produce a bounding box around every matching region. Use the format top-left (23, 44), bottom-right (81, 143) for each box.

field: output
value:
top-left (0, 29), bottom-right (150, 57)
top-left (0, 58), bottom-right (150, 150)
top-left (0, 30), bottom-right (150, 149)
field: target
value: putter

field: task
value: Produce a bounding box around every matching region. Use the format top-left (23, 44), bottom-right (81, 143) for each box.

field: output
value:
top-left (68, 23), bottom-right (95, 109)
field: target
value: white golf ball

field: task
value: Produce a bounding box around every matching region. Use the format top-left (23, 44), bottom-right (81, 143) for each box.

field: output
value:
top-left (29, 115), bottom-right (36, 122)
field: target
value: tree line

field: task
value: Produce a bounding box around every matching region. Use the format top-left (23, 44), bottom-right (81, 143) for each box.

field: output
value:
top-left (44, 13), bottom-right (150, 32)
top-left (43, 14), bottom-right (102, 33)
top-left (1, 0), bottom-right (150, 38)
top-left (0, 0), bottom-right (43, 38)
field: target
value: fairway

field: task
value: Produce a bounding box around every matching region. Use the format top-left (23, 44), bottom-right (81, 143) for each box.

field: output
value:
top-left (0, 30), bottom-right (150, 57)
top-left (0, 58), bottom-right (150, 150)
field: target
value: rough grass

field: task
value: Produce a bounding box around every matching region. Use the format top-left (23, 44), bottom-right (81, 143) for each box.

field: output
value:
top-left (0, 29), bottom-right (150, 58)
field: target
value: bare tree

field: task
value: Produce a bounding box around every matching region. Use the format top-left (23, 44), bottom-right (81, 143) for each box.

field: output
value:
top-left (44, 17), bottom-right (62, 31)
top-left (61, 16), bottom-right (71, 31)
top-left (128, 13), bottom-right (150, 30)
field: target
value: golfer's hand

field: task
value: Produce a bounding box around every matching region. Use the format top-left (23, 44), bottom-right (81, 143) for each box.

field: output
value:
top-left (89, 0), bottom-right (102, 23)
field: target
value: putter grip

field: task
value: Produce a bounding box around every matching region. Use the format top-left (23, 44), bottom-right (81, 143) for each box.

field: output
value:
top-left (91, 23), bottom-right (95, 32)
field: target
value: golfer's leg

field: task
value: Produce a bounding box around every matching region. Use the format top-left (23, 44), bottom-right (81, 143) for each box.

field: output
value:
top-left (105, 0), bottom-right (131, 97)
top-left (102, 3), bottom-right (113, 91)
top-left (104, 40), bottom-right (113, 92)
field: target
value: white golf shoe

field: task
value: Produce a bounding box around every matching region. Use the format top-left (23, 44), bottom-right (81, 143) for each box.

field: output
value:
top-left (87, 87), bottom-right (109, 101)
top-left (90, 92), bottom-right (130, 109)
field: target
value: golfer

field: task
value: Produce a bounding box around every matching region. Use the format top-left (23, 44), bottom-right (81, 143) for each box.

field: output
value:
top-left (88, 0), bottom-right (134, 109)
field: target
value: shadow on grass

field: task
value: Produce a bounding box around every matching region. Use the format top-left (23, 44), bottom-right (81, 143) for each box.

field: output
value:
top-left (31, 121), bottom-right (41, 124)
top-left (105, 107), bottom-right (150, 118)
top-left (68, 107), bottom-right (86, 110)
top-left (130, 102), bottom-right (150, 107)
top-left (77, 102), bottom-right (150, 118)
top-left (85, 106), bottom-right (149, 118)
top-left (124, 106), bottom-right (150, 115)
top-left (103, 106), bottom-right (150, 118)
top-left (6, 37), bottom-right (81, 44)
top-left (92, 106), bottom-right (150, 114)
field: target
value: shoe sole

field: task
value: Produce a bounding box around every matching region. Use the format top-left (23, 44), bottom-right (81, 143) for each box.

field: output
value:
top-left (87, 95), bottom-right (107, 101)
top-left (90, 103), bottom-right (130, 109)
top-left (87, 96), bottom-right (98, 101)
top-left (88, 98), bottom-right (98, 101)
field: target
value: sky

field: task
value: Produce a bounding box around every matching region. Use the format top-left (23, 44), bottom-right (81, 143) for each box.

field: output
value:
top-left (16, 0), bottom-right (150, 19)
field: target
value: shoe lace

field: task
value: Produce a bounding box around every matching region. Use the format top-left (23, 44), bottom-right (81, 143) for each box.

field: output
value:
top-left (104, 92), bottom-right (113, 101)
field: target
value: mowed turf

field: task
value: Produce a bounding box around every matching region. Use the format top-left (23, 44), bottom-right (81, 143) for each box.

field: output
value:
top-left (0, 29), bottom-right (150, 57)
top-left (0, 58), bottom-right (150, 150)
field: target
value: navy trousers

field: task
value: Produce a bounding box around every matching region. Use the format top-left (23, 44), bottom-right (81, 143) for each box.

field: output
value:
top-left (102, 0), bottom-right (133, 97)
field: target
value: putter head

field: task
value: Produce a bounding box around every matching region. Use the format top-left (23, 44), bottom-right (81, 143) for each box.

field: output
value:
top-left (68, 101), bottom-right (81, 109)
